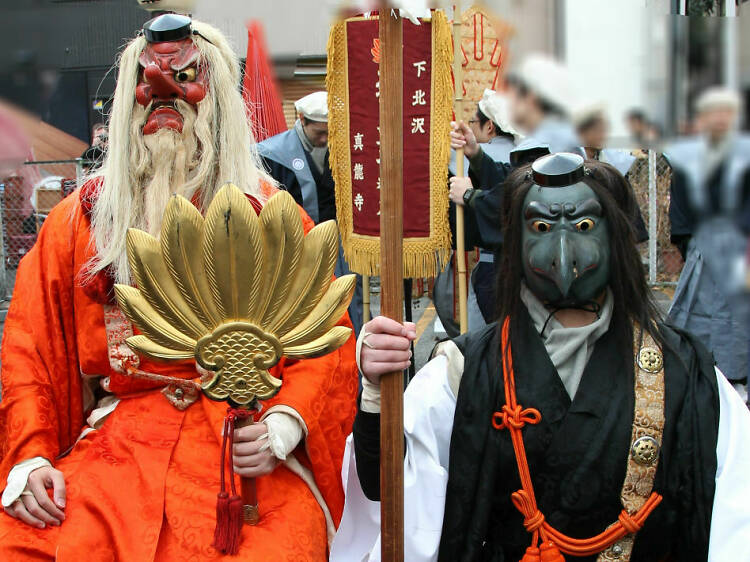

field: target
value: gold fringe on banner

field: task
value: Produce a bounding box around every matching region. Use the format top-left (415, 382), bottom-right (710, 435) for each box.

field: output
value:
top-left (327, 10), bottom-right (452, 279)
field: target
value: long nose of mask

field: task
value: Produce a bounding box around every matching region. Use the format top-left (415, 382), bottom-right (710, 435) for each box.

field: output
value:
top-left (526, 226), bottom-right (604, 302)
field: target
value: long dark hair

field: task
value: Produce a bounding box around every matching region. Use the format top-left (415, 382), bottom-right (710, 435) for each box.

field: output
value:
top-left (495, 159), bottom-right (664, 345)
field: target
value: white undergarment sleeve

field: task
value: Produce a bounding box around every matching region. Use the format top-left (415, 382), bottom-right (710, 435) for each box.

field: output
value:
top-left (86, 395), bottom-right (120, 429)
top-left (356, 325), bottom-right (383, 413)
top-left (433, 340), bottom-right (464, 397)
top-left (360, 376), bottom-right (381, 413)
top-left (707, 368), bottom-right (750, 560)
top-left (2, 457), bottom-right (52, 507)
top-left (260, 410), bottom-right (304, 461)
top-left (359, 336), bottom-right (465, 415)
top-left (331, 355), bottom-right (457, 561)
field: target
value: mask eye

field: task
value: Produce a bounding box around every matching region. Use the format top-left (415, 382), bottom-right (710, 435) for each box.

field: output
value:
top-left (174, 67), bottom-right (197, 83)
top-left (532, 220), bottom-right (552, 233)
top-left (575, 218), bottom-right (595, 232)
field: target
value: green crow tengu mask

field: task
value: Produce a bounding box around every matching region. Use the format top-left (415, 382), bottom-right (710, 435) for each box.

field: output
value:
top-left (521, 153), bottom-right (610, 308)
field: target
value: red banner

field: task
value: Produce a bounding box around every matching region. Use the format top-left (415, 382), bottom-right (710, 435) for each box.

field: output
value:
top-left (328, 12), bottom-right (452, 278)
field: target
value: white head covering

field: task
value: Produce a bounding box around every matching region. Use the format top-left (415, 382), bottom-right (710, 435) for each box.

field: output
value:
top-left (295, 91), bottom-right (328, 123)
top-left (695, 86), bottom-right (742, 114)
top-left (513, 54), bottom-right (577, 116)
top-left (477, 89), bottom-right (518, 136)
top-left (571, 101), bottom-right (608, 130)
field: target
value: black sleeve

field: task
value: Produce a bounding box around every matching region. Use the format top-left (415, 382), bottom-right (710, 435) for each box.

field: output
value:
top-left (469, 163), bottom-right (510, 251)
top-left (447, 171), bottom-right (483, 251)
top-left (671, 235), bottom-right (690, 261)
top-left (654, 326), bottom-right (720, 562)
top-left (259, 155), bottom-right (282, 182)
top-left (352, 405), bottom-right (382, 501)
top-left (468, 150), bottom-right (508, 191)
top-left (448, 153), bottom-right (510, 252)
top-left (737, 167), bottom-right (750, 236)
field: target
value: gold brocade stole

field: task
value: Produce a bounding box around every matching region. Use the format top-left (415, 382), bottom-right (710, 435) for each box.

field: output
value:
top-left (597, 327), bottom-right (666, 561)
top-left (102, 303), bottom-right (201, 410)
top-left (103, 303), bottom-right (140, 373)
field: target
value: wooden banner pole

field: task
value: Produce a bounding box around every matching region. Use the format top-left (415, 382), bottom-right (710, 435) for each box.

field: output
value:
top-left (378, 3), bottom-right (405, 561)
top-left (452, 1), bottom-right (468, 334)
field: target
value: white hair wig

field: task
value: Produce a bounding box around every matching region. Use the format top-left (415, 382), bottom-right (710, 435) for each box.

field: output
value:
top-left (87, 19), bottom-right (274, 284)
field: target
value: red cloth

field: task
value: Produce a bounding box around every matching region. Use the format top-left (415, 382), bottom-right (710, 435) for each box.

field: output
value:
top-left (344, 17), bottom-right (434, 238)
top-left (243, 20), bottom-right (287, 142)
top-left (0, 182), bottom-right (358, 560)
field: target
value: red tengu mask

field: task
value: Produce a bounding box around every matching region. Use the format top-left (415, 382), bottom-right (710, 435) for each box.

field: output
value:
top-left (135, 38), bottom-right (207, 135)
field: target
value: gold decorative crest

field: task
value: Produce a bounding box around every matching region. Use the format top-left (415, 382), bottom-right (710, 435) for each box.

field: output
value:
top-left (456, 5), bottom-right (515, 123)
top-left (636, 346), bottom-right (663, 373)
top-left (114, 185), bottom-right (356, 406)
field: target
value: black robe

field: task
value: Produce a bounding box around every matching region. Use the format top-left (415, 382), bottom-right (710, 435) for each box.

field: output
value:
top-left (449, 152), bottom-right (510, 253)
top-left (260, 150), bottom-right (337, 224)
top-left (669, 161), bottom-right (750, 260)
top-left (354, 308), bottom-right (720, 561)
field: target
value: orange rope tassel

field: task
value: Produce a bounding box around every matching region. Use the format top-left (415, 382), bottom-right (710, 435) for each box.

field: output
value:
top-left (539, 541), bottom-right (565, 562)
top-left (494, 317), bottom-right (662, 559)
top-left (520, 546), bottom-right (541, 562)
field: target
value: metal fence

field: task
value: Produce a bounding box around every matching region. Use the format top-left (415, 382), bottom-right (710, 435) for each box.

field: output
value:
top-left (628, 150), bottom-right (683, 286)
top-left (0, 159), bottom-right (84, 300)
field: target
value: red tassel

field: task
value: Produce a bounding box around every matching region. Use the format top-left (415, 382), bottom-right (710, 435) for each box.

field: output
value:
top-left (224, 494), bottom-right (245, 554)
top-left (213, 491), bottom-right (231, 552)
top-left (540, 541), bottom-right (565, 562)
top-left (520, 546), bottom-right (541, 562)
top-left (213, 415), bottom-right (236, 554)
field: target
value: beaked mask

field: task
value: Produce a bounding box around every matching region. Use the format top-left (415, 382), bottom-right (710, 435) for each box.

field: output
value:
top-left (521, 153), bottom-right (610, 308)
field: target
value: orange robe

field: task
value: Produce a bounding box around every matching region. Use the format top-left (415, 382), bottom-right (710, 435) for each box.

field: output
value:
top-left (0, 187), bottom-right (358, 561)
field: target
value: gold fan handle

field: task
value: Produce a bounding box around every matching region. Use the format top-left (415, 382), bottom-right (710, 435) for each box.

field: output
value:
top-left (236, 416), bottom-right (260, 525)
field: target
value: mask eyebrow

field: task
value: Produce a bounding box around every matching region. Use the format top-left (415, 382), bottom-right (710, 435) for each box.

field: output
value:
top-left (170, 51), bottom-right (200, 71)
top-left (524, 201), bottom-right (559, 220)
top-left (565, 198), bottom-right (602, 220)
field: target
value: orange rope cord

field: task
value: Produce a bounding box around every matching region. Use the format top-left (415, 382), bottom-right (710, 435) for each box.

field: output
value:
top-left (495, 317), bottom-right (663, 558)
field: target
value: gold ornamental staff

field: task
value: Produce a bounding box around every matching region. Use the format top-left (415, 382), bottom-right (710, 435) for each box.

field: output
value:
top-left (114, 185), bottom-right (355, 553)
top-left (452, 1), bottom-right (469, 334)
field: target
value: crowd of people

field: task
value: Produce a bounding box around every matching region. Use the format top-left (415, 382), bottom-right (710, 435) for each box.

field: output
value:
top-left (0, 9), bottom-right (748, 562)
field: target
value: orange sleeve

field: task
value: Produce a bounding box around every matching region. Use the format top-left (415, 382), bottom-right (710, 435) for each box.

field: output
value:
top-left (262, 320), bottom-right (355, 435)
top-left (262, 320), bottom-right (357, 525)
top-left (0, 194), bottom-right (85, 482)
top-left (259, 197), bottom-right (359, 524)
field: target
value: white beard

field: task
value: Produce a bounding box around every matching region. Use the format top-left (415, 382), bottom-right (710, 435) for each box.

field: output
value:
top-left (131, 100), bottom-right (201, 237)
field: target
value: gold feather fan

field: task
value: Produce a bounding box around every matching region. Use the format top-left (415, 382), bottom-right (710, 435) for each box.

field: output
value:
top-left (114, 184), bottom-right (356, 407)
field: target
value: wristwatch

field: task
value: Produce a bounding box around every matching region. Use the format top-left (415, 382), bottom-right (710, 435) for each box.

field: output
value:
top-left (462, 188), bottom-right (475, 206)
